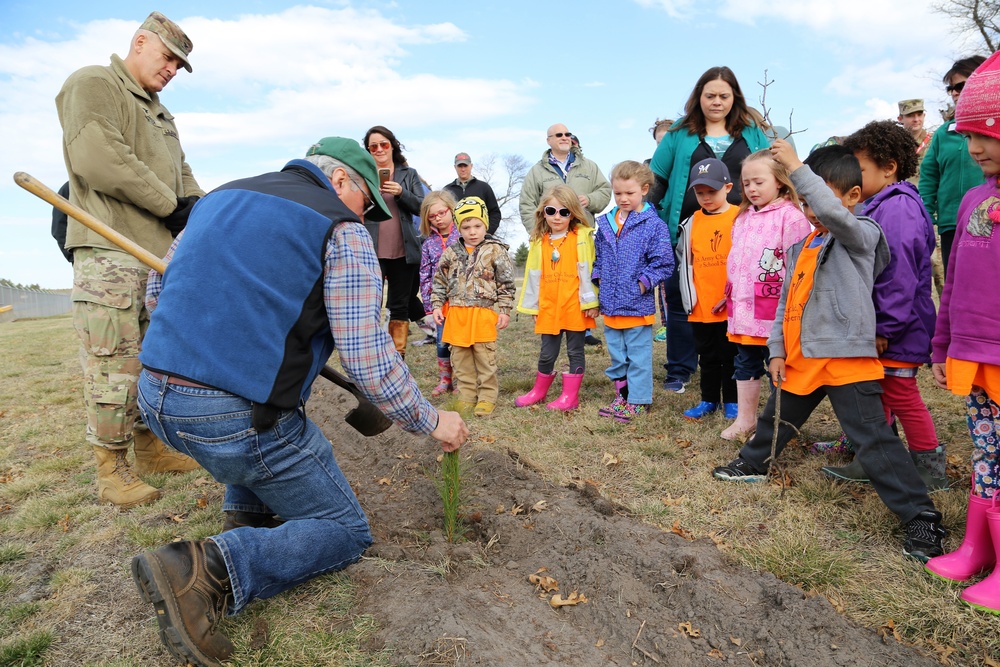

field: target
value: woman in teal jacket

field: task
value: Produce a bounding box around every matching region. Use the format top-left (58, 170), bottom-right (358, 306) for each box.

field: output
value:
top-left (647, 66), bottom-right (771, 391)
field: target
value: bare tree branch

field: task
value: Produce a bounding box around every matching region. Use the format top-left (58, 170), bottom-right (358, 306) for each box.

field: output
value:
top-left (473, 152), bottom-right (530, 241)
top-left (933, 0), bottom-right (999, 51)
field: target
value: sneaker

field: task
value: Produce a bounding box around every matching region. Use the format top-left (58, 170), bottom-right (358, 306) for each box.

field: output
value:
top-left (613, 402), bottom-right (648, 423)
top-left (598, 394), bottom-right (626, 418)
top-left (809, 433), bottom-right (854, 456)
top-left (903, 510), bottom-right (946, 563)
top-left (723, 402), bottom-right (739, 419)
top-left (662, 378), bottom-right (687, 393)
top-left (713, 457), bottom-right (766, 482)
top-left (474, 401), bottom-right (496, 417)
top-left (654, 326), bottom-right (667, 342)
top-left (584, 334), bottom-right (602, 346)
top-left (683, 401), bottom-right (719, 420)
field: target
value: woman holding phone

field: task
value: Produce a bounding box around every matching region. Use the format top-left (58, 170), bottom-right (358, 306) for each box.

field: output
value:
top-left (363, 125), bottom-right (427, 359)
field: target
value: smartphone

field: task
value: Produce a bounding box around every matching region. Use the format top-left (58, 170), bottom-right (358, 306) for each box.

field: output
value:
top-left (378, 168), bottom-right (390, 187)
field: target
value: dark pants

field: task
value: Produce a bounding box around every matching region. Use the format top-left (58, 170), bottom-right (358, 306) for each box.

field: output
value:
top-left (939, 230), bottom-right (955, 281)
top-left (690, 321), bottom-right (737, 404)
top-left (379, 257), bottom-right (420, 322)
top-left (738, 380), bottom-right (934, 523)
top-left (662, 270), bottom-right (697, 381)
top-left (539, 331), bottom-right (586, 375)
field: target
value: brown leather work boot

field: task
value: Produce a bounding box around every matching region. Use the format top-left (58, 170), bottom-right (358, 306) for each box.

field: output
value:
top-left (221, 510), bottom-right (285, 532)
top-left (388, 319), bottom-right (409, 359)
top-left (131, 539), bottom-right (234, 667)
top-left (133, 426), bottom-right (201, 475)
top-left (93, 446), bottom-right (161, 508)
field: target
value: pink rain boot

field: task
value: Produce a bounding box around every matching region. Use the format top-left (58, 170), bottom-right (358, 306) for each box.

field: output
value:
top-left (960, 491), bottom-right (1000, 614)
top-left (515, 371), bottom-right (556, 407)
top-left (720, 379), bottom-right (760, 441)
top-left (926, 493), bottom-right (996, 582)
top-left (546, 373), bottom-right (583, 411)
top-left (431, 359), bottom-right (453, 397)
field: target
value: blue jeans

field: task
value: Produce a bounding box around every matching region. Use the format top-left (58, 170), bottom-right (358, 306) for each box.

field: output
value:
top-left (436, 322), bottom-right (450, 360)
top-left (662, 271), bottom-right (697, 381)
top-left (136, 371), bottom-right (372, 615)
top-left (604, 324), bottom-right (654, 404)
top-left (734, 343), bottom-right (769, 381)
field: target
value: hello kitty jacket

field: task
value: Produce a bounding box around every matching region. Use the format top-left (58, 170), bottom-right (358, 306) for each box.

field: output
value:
top-left (726, 198), bottom-right (811, 338)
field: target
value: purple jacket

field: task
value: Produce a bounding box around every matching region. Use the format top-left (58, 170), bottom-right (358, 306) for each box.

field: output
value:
top-left (592, 203), bottom-right (673, 317)
top-left (933, 178), bottom-right (1000, 366)
top-left (862, 181), bottom-right (936, 364)
top-left (419, 223), bottom-right (457, 314)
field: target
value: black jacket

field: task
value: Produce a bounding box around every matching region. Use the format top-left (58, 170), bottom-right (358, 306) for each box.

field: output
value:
top-left (443, 176), bottom-right (502, 235)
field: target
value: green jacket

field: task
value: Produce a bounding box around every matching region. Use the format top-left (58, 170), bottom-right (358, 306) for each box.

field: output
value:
top-left (649, 122), bottom-right (770, 244)
top-left (519, 147), bottom-right (611, 231)
top-left (918, 120), bottom-right (986, 235)
top-left (56, 54), bottom-right (204, 257)
top-left (516, 227), bottom-right (599, 314)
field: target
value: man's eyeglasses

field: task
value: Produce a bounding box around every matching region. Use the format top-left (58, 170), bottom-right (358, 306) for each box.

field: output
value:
top-left (544, 206), bottom-right (572, 217)
top-left (946, 81), bottom-right (966, 94)
top-left (348, 174), bottom-right (376, 216)
top-left (547, 132), bottom-right (572, 138)
top-left (368, 140), bottom-right (392, 152)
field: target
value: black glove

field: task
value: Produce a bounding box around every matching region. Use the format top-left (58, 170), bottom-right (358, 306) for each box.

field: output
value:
top-left (162, 195), bottom-right (200, 236)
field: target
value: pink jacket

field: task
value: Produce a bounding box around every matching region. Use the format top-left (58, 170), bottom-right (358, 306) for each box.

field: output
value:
top-left (726, 198), bottom-right (811, 338)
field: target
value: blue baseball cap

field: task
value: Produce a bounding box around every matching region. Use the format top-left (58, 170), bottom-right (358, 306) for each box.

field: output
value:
top-left (688, 158), bottom-right (731, 190)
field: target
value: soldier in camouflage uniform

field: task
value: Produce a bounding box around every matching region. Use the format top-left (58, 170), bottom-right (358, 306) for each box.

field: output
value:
top-left (56, 11), bottom-right (203, 508)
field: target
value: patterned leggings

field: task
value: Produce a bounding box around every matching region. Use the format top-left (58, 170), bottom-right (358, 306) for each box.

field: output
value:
top-left (967, 388), bottom-right (1000, 498)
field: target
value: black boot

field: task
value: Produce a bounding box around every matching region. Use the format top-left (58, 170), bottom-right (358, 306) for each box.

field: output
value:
top-left (132, 539), bottom-right (234, 667)
top-left (222, 510), bottom-right (284, 532)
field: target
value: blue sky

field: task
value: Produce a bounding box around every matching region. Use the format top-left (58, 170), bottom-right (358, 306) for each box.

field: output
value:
top-left (0, 0), bottom-right (984, 288)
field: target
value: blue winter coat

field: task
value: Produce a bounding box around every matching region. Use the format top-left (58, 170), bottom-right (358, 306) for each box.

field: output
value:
top-left (592, 203), bottom-right (673, 317)
top-left (863, 181), bottom-right (937, 364)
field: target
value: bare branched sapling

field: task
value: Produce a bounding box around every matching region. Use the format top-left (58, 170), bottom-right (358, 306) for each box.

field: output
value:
top-left (757, 69), bottom-right (808, 142)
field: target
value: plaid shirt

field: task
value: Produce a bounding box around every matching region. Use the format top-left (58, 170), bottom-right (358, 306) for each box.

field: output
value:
top-left (146, 224), bottom-right (438, 435)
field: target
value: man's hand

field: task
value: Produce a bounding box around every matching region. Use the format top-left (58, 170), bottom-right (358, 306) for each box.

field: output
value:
top-left (497, 313), bottom-right (510, 330)
top-left (932, 362), bottom-right (948, 390)
top-left (162, 196), bottom-right (199, 235)
top-left (769, 357), bottom-right (787, 384)
top-left (431, 409), bottom-right (469, 452)
top-left (769, 139), bottom-right (803, 173)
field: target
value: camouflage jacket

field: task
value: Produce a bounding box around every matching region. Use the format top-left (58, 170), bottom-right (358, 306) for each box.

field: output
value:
top-left (431, 236), bottom-right (516, 314)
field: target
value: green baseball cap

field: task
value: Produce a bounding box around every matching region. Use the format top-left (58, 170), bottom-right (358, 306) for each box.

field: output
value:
top-left (306, 137), bottom-right (391, 221)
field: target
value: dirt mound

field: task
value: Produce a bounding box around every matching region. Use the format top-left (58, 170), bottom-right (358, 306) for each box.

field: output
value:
top-left (311, 386), bottom-right (938, 667)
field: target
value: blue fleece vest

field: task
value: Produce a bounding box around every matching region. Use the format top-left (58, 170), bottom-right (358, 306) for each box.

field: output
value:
top-left (140, 160), bottom-right (356, 408)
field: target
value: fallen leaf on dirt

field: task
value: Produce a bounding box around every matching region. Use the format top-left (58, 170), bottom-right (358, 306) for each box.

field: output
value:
top-left (982, 652), bottom-right (998, 667)
top-left (595, 638), bottom-right (605, 648)
top-left (510, 504), bottom-right (524, 516)
top-left (531, 500), bottom-right (548, 513)
top-left (707, 648), bottom-right (724, 658)
top-left (191, 477), bottom-right (213, 487)
top-left (58, 514), bottom-right (71, 532)
top-left (602, 453), bottom-right (620, 467)
top-left (678, 621), bottom-right (700, 638)
top-left (661, 494), bottom-right (686, 506)
top-left (877, 619), bottom-right (903, 642)
top-left (377, 477), bottom-right (392, 486)
top-left (495, 504), bottom-right (506, 514)
top-left (528, 573), bottom-right (559, 592)
top-left (550, 591), bottom-right (587, 608)
top-left (196, 496), bottom-right (208, 509)
top-left (479, 435), bottom-right (496, 443)
top-left (395, 452), bottom-right (412, 459)
top-left (675, 438), bottom-right (693, 448)
top-left (168, 513), bottom-right (186, 523)
top-left (671, 519), bottom-right (693, 540)
top-left (730, 637), bottom-right (742, 646)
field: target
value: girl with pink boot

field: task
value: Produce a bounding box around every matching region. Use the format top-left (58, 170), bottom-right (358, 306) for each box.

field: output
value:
top-left (515, 185), bottom-right (599, 411)
top-left (925, 51), bottom-right (1000, 614)
top-left (418, 191), bottom-right (459, 397)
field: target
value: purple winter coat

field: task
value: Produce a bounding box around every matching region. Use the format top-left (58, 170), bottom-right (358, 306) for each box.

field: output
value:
top-left (592, 203), bottom-right (673, 317)
top-left (419, 223), bottom-right (458, 314)
top-left (862, 181), bottom-right (936, 364)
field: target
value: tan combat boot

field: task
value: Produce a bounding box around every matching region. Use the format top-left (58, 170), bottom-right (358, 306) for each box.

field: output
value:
top-left (133, 428), bottom-right (200, 475)
top-left (93, 446), bottom-right (161, 508)
top-left (388, 319), bottom-right (409, 359)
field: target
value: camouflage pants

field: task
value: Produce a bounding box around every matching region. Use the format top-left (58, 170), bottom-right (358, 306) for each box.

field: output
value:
top-left (71, 247), bottom-right (150, 450)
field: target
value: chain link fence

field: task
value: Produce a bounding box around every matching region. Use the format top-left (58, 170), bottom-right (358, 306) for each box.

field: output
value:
top-left (0, 285), bottom-right (72, 322)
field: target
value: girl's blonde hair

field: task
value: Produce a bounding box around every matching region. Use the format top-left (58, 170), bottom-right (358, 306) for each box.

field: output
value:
top-left (738, 150), bottom-right (801, 215)
top-left (531, 184), bottom-right (589, 241)
top-left (610, 160), bottom-right (655, 189)
top-left (419, 190), bottom-right (457, 237)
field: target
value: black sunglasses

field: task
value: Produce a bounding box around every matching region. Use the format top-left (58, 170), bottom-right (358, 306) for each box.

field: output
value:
top-left (946, 81), bottom-right (966, 94)
top-left (544, 206), bottom-right (572, 217)
top-left (547, 132), bottom-right (572, 138)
